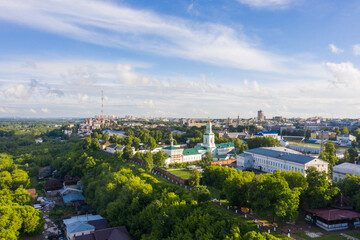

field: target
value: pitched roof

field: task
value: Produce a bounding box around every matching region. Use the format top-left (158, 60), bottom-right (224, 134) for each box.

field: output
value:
top-left (59, 187), bottom-right (83, 196)
top-left (63, 193), bottom-right (85, 204)
top-left (245, 147), bottom-right (318, 165)
top-left (67, 221), bottom-right (95, 234)
top-left (183, 149), bottom-right (200, 155)
top-left (215, 142), bottom-right (235, 148)
top-left (162, 146), bottom-right (182, 150)
top-left (333, 163), bottom-right (360, 176)
top-left (306, 208), bottom-right (360, 221)
top-left (63, 214), bottom-right (104, 226)
top-left (74, 226), bottom-right (132, 240)
top-left (88, 219), bottom-right (109, 230)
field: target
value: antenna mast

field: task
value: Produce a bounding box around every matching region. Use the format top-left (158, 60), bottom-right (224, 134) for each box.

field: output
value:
top-left (101, 90), bottom-right (104, 124)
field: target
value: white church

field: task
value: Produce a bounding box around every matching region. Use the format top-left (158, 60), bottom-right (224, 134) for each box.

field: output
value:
top-left (163, 119), bottom-right (235, 165)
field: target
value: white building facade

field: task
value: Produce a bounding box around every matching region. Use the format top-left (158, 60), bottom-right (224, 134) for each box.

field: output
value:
top-left (237, 147), bottom-right (328, 176)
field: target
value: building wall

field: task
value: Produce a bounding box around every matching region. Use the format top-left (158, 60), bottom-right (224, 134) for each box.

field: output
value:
top-left (332, 171), bottom-right (346, 183)
top-left (251, 153), bottom-right (306, 175)
top-left (182, 154), bottom-right (202, 163)
top-left (305, 159), bottom-right (329, 174)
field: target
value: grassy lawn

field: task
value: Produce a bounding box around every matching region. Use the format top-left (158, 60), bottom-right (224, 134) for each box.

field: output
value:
top-left (294, 231), bottom-right (348, 240)
top-left (347, 232), bottom-right (360, 238)
top-left (167, 168), bottom-right (194, 179)
top-left (289, 142), bottom-right (349, 152)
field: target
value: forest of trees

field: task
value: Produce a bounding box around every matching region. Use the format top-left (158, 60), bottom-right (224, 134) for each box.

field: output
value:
top-left (202, 165), bottom-right (339, 222)
top-left (0, 154), bottom-right (44, 239)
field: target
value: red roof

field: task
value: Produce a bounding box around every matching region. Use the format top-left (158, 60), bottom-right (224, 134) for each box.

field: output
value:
top-left (307, 208), bottom-right (360, 221)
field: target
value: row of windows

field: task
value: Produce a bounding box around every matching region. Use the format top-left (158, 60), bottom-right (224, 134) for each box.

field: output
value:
top-left (254, 156), bottom-right (304, 173)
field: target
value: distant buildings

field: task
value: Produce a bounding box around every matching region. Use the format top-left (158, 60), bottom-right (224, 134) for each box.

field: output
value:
top-left (257, 110), bottom-right (265, 121)
top-left (237, 147), bottom-right (329, 176)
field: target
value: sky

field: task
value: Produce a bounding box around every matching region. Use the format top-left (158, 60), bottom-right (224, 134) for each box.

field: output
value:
top-left (1, 0), bottom-right (360, 119)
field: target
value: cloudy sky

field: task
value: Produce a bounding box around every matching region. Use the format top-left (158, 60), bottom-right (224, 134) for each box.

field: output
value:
top-left (1, 0), bottom-right (360, 118)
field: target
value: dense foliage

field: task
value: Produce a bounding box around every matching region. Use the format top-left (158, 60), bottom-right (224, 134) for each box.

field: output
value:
top-left (246, 137), bottom-right (280, 149)
top-left (0, 154), bottom-right (44, 240)
top-left (202, 165), bottom-right (339, 223)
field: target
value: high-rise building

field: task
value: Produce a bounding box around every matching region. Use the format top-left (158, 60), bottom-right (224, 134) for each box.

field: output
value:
top-left (257, 110), bottom-right (265, 121)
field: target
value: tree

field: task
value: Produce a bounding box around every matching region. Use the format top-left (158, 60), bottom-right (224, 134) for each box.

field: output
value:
top-left (125, 128), bottom-right (134, 137)
top-left (144, 152), bottom-right (154, 172)
top-left (246, 137), bottom-right (280, 149)
top-left (11, 169), bottom-right (30, 189)
top-left (114, 151), bottom-right (122, 162)
top-left (192, 185), bottom-right (211, 202)
top-left (249, 174), bottom-right (300, 222)
top-left (347, 147), bottom-right (358, 163)
top-left (189, 168), bottom-right (200, 188)
top-left (0, 171), bottom-right (12, 189)
top-left (336, 175), bottom-right (360, 211)
top-left (122, 145), bottom-right (134, 160)
top-left (223, 171), bottom-right (255, 207)
top-left (202, 152), bottom-right (213, 165)
top-left (133, 137), bottom-right (141, 150)
top-left (304, 167), bottom-right (339, 208)
top-left (0, 154), bottom-right (14, 171)
top-left (102, 133), bottom-right (110, 141)
top-left (319, 142), bottom-right (339, 168)
top-left (153, 151), bottom-right (169, 167)
top-left (340, 126), bottom-right (349, 135)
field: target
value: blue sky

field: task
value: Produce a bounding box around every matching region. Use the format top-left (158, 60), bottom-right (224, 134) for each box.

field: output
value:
top-left (1, 0), bottom-right (360, 118)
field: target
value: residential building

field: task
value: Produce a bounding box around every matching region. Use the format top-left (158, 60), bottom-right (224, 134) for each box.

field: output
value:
top-left (64, 215), bottom-right (106, 240)
top-left (254, 131), bottom-right (281, 140)
top-left (337, 134), bottom-right (356, 147)
top-left (332, 163), bottom-right (360, 183)
top-left (257, 110), bottom-right (265, 121)
top-left (237, 147), bottom-right (328, 176)
top-left (104, 143), bottom-right (118, 154)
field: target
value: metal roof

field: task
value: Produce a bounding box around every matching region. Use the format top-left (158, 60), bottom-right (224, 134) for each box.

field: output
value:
top-left (333, 163), bottom-right (360, 176)
top-left (67, 222), bottom-right (95, 234)
top-left (245, 147), bottom-right (317, 164)
top-left (63, 193), bottom-right (85, 204)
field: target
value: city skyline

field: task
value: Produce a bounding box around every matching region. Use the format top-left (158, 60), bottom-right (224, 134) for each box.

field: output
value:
top-left (1, 0), bottom-right (360, 118)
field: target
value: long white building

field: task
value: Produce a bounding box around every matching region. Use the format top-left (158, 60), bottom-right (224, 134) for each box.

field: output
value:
top-left (237, 147), bottom-right (328, 176)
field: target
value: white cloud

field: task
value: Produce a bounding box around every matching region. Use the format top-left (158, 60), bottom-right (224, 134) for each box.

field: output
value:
top-left (41, 108), bottom-right (49, 113)
top-left (5, 84), bottom-right (31, 99)
top-left (30, 108), bottom-right (37, 113)
top-left (0, 0), bottom-right (319, 74)
top-left (353, 44), bottom-right (360, 56)
top-left (237, 0), bottom-right (292, 8)
top-left (0, 107), bottom-right (7, 113)
top-left (329, 44), bottom-right (344, 54)
top-left (78, 93), bottom-right (89, 102)
top-left (325, 62), bottom-right (360, 87)
top-left (143, 99), bottom-right (155, 108)
top-left (117, 64), bottom-right (150, 85)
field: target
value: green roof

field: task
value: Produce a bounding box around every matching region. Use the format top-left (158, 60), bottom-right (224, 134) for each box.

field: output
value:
top-left (193, 147), bottom-right (207, 151)
top-left (215, 142), bottom-right (235, 148)
top-left (183, 148), bottom-right (200, 155)
top-left (162, 146), bottom-right (182, 150)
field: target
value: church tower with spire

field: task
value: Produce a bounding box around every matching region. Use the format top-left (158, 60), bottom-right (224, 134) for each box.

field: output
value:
top-left (203, 118), bottom-right (216, 152)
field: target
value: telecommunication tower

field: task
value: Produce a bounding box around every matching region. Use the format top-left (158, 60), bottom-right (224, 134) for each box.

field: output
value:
top-left (101, 90), bottom-right (104, 123)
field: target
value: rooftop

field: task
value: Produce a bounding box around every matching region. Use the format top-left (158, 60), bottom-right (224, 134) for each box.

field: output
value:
top-left (215, 142), bottom-right (235, 148)
top-left (63, 193), bottom-right (85, 204)
top-left (163, 146), bottom-right (182, 150)
top-left (183, 148), bottom-right (200, 155)
top-left (245, 147), bottom-right (318, 164)
top-left (333, 163), bottom-right (360, 176)
top-left (307, 208), bottom-right (360, 221)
